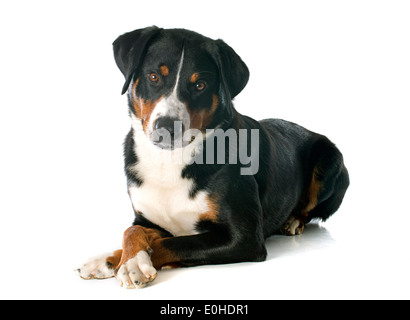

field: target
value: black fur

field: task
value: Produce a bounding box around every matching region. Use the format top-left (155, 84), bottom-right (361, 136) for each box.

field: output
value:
top-left (114, 27), bottom-right (349, 267)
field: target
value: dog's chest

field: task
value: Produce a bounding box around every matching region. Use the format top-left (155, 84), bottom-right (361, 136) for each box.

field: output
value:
top-left (128, 181), bottom-right (208, 236)
top-left (127, 135), bottom-right (209, 236)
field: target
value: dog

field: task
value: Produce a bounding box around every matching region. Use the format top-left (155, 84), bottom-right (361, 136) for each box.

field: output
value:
top-left (77, 26), bottom-right (349, 289)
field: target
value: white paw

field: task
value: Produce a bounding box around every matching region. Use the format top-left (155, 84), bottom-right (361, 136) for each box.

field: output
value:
top-left (76, 253), bottom-right (115, 280)
top-left (116, 251), bottom-right (157, 289)
top-left (281, 216), bottom-right (305, 236)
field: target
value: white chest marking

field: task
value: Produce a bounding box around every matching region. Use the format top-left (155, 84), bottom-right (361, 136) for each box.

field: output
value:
top-left (127, 117), bottom-right (209, 236)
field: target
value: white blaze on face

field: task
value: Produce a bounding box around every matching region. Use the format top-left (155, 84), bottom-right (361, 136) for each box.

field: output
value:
top-left (146, 50), bottom-right (191, 137)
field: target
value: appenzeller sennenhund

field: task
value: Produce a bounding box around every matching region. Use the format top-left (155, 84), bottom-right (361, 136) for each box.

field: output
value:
top-left (77, 27), bottom-right (349, 289)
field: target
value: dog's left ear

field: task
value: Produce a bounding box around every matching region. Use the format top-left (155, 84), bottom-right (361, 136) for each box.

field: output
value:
top-left (113, 26), bottom-right (163, 94)
top-left (215, 39), bottom-right (250, 100)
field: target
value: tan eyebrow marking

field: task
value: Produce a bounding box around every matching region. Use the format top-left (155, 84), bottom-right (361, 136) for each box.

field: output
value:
top-left (160, 65), bottom-right (169, 76)
top-left (190, 73), bottom-right (200, 83)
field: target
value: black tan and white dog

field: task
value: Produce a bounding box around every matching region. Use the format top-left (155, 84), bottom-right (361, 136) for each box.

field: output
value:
top-left (77, 27), bottom-right (349, 289)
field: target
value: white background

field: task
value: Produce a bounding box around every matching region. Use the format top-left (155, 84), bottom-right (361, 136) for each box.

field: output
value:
top-left (1, 0), bottom-right (409, 300)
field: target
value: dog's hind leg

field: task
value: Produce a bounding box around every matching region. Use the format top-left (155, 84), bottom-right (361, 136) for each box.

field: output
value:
top-left (280, 216), bottom-right (305, 236)
top-left (303, 138), bottom-right (350, 223)
top-left (281, 137), bottom-right (349, 236)
top-left (280, 165), bottom-right (322, 236)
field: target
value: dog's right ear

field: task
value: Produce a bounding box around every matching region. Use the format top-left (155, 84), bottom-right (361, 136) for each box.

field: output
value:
top-left (113, 26), bottom-right (162, 94)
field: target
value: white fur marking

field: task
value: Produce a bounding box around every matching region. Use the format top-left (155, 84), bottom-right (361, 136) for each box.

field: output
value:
top-left (146, 50), bottom-right (191, 134)
top-left (76, 252), bottom-right (115, 280)
top-left (282, 216), bottom-right (303, 236)
top-left (136, 251), bottom-right (156, 276)
top-left (128, 116), bottom-right (209, 236)
top-left (116, 251), bottom-right (157, 289)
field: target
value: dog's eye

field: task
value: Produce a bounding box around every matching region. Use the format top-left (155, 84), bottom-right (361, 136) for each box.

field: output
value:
top-left (195, 81), bottom-right (207, 91)
top-left (148, 73), bottom-right (160, 82)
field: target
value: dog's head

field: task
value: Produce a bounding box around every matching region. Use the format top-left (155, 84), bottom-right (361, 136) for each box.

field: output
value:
top-left (113, 26), bottom-right (249, 149)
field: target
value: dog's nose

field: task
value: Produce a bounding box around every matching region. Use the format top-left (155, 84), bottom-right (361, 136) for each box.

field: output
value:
top-left (155, 116), bottom-right (177, 135)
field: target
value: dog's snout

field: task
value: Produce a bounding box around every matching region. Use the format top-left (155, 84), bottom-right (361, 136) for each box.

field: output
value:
top-left (152, 116), bottom-right (186, 149)
top-left (155, 116), bottom-right (177, 135)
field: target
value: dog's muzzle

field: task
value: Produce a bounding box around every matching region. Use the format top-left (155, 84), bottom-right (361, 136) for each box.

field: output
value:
top-left (152, 116), bottom-right (184, 150)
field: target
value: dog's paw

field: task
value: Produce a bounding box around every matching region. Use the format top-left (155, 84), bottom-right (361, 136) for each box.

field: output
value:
top-left (116, 251), bottom-right (157, 289)
top-left (281, 216), bottom-right (305, 236)
top-left (76, 253), bottom-right (115, 280)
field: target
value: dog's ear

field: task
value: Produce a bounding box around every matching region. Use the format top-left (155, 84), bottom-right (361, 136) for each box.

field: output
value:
top-left (215, 39), bottom-right (250, 100)
top-left (113, 26), bottom-right (162, 94)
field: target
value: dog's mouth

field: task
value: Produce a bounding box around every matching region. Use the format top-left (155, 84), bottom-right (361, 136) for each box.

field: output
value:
top-left (151, 130), bottom-right (181, 150)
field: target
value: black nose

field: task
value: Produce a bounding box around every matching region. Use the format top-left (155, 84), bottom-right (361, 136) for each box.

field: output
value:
top-left (155, 116), bottom-right (177, 135)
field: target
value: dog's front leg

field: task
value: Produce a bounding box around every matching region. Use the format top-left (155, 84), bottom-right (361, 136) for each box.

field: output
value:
top-left (76, 227), bottom-right (163, 287)
top-left (114, 226), bottom-right (166, 289)
top-left (77, 249), bottom-right (122, 280)
top-left (116, 222), bottom-right (267, 289)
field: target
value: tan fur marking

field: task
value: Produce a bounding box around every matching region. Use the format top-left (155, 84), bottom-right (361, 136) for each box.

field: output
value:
top-left (140, 98), bottom-right (158, 133)
top-left (303, 168), bottom-right (322, 215)
top-left (190, 73), bottom-right (200, 83)
top-left (160, 65), bottom-right (169, 76)
top-left (210, 94), bottom-right (219, 115)
top-left (132, 79), bottom-right (164, 130)
top-left (187, 94), bottom-right (219, 131)
top-left (131, 78), bottom-right (141, 118)
top-left (132, 95), bottom-right (165, 133)
top-left (116, 226), bottom-right (180, 272)
top-left (199, 194), bottom-right (220, 223)
top-left (105, 249), bottom-right (123, 269)
top-left (151, 238), bottom-right (181, 270)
